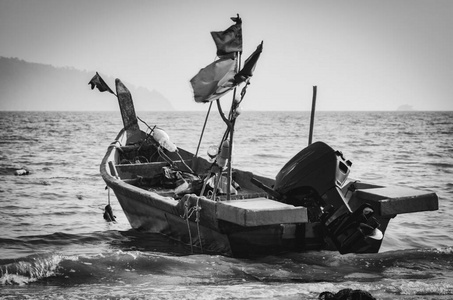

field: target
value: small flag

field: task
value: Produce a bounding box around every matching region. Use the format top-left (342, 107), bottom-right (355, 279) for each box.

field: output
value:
top-left (190, 57), bottom-right (237, 103)
top-left (88, 72), bottom-right (115, 95)
top-left (210, 15), bottom-right (242, 57)
top-left (234, 41), bottom-right (263, 84)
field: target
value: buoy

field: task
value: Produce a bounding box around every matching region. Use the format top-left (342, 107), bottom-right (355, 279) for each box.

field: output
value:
top-left (207, 145), bottom-right (218, 163)
top-left (233, 106), bottom-right (242, 118)
top-left (14, 169), bottom-right (29, 176)
top-left (216, 140), bottom-right (229, 168)
top-left (153, 128), bottom-right (177, 152)
top-left (368, 228), bottom-right (383, 240)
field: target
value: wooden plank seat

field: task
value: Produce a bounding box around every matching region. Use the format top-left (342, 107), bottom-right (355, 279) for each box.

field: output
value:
top-left (115, 161), bottom-right (192, 180)
top-left (216, 197), bottom-right (308, 226)
top-left (352, 186), bottom-right (439, 217)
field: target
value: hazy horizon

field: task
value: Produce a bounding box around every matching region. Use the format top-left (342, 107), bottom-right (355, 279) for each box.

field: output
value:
top-left (1, 0), bottom-right (452, 111)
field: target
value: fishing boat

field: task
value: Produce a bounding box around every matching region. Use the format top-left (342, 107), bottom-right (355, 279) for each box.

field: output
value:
top-left (92, 16), bottom-right (438, 256)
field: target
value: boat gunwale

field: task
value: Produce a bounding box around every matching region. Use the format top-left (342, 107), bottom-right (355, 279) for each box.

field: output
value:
top-left (100, 128), bottom-right (181, 206)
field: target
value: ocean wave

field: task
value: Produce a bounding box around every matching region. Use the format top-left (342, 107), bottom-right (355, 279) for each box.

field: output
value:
top-left (0, 231), bottom-right (120, 251)
top-left (0, 250), bottom-right (189, 286)
top-left (2, 281), bottom-right (453, 300)
top-left (0, 135), bottom-right (40, 144)
top-left (252, 153), bottom-right (287, 159)
top-left (0, 253), bottom-right (66, 285)
top-left (1, 246), bottom-right (452, 288)
top-left (427, 162), bottom-right (453, 168)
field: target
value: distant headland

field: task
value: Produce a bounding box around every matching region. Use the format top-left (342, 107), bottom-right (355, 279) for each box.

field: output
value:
top-left (0, 57), bottom-right (174, 111)
top-left (396, 105), bottom-right (415, 111)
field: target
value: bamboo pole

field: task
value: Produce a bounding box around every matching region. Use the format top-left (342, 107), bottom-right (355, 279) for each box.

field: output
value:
top-left (308, 86), bottom-right (317, 145)
top-left (194, 102), bottom-right (213, 157)
top-left (226, 118), bottom-right (235, 199)
top-left (226, 52), bottom-right (242, 200)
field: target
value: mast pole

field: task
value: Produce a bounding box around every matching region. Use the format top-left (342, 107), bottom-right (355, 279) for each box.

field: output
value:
top-left (194, 102), bottom-right (213, 157)
top-left (226, 52), bottom-right (242, 200)
top-left (308, 86), bottom-right (317, 145)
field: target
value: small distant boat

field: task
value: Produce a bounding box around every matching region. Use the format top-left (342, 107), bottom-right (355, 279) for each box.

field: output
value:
top-left (92, 16), bottom-right (438, 256)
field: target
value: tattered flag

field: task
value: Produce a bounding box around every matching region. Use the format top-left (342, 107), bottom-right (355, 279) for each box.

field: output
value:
top-left (210, 15), bottom-right (242, 57)
top-left (234, 41), bottom-right (263, 84)
top-left (190, 57), bottom-right (237, 103)
top-left (88, 72), bottom-right (115, 95)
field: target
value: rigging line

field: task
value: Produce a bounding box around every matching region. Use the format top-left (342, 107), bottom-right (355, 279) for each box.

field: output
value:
top-left (136, 116), bottom-right (151, 129)
top-left (183, 198), bottom-right (194, 254)
top-left (209, 101), bottom-right (231, 200)
top-left (195, 197), bottom-right (203, 253)
top-left (216, 99), bottom-right (233, 145)
top-left (225, 54), bottom-right (241, 200)
top-left (194, 102), bottom-right (213, 158)
top-left (157, 147), bottom-right (176, 168)
top-left (214, 51), bottom-right (241, 150)
top-left (176, 151), bottom-right (195, 174)
top-left (136, 116), bottom-right (157, 152)
top-left (137, 115), bottom-right (194, 174)
top-left (137, 127), bottom-right (155, 153)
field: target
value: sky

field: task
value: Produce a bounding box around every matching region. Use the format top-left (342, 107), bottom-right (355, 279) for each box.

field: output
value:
top-left (0, 0), bottom-right (452, 111)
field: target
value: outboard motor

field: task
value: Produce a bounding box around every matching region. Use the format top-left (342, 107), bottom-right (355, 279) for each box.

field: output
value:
top-left (273, 142), bottom-right (382, 254)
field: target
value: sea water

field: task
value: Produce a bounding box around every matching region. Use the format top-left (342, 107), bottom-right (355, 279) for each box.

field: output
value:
top-left (0, 110), bottom-right (452, 299)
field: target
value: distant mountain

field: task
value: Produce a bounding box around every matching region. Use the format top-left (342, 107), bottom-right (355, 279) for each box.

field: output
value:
top-left (0, 57), bottom-right (174, 111)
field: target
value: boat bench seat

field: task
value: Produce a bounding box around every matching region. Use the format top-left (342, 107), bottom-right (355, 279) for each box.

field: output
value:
top-left (351, 186), bottom-right (439, 216)
top-left (216, 197), bottom-right (308, 227)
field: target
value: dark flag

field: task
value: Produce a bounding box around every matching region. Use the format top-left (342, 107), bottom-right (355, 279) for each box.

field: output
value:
top-left (210, 15), bottom-right (242, 57)
top-left (190, 57), bottom-right (237, 103)
top-left (88, 72), bottom-right (115, 95)
top-left (234, 41), bottom-right (263, 84)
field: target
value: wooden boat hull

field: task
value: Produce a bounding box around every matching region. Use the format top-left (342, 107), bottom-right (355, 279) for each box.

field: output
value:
top-left (101, 128), bottom-right (438, 256)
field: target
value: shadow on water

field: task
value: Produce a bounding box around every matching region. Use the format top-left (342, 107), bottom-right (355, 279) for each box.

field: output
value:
top-left (114, 229), bottom-right (196, 256)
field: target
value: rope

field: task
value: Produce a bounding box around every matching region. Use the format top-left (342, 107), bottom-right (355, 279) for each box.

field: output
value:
top-left (176, 151), bottom-right (194, 174)
top-left (136, 116), bottom-right (153, 130)
top-left (157, 146), bottom-right (176, 168)
top-left (137, 124), bottom-right (156, 153)
top-left (183, 200), bottom-right (193, 253)
top-left (180, 196), bottom-right (203, 254)
top-left (195, 197), bottom-right (203, 253)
